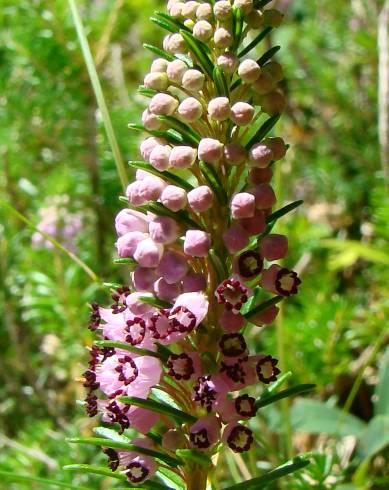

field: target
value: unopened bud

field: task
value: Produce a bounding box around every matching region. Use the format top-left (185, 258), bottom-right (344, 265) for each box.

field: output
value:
top-left (182, 69), bottom-right (205, 91)
top-left (144, 72), bottom-right (169, 91)
top-left (178, 97), bottom-right (203, 122)
top-left (234, 0), bottom-right (253, 14)
top-left (262, 8), bottom-right (284, 27)
top-left (165, 33), bottom-right (187, 54)
top-left (249, 143), bottom-right (273, 168)
top-left (261, 90), bottom-right (286, 115)
top-left (198, 138), bottom-right (224, 163)
top-left (149, 93), bottom-right (179, 116)
top-left (193, 20), bottom-right (213, 41)
top-left (214, 1), bottom-right (232, 20)
top-left (230, 102), bottom-right (254, 126)
top-left (150, 58), bottom-right (168, 73)
top-left (181, 1), bottom-right (200, 19)
top-left (169, 146), bottom-right (197, 168)
top-left (224, 143), bottom-right (247, 165)
top-left (214, 27), bottom-right (233, 48)
top-left (208, 97), bottom-right (231, 121)
top-left (238, 59), bottom-right (260, 83)
top-left (167, 59), bottom-right (188, 84)
top-left (196, 3), bottom-right (213, 20)
top-left (217, 52), bottom-right (239, 73)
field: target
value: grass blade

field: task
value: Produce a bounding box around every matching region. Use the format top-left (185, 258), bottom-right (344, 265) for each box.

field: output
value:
top-left (0, 470), bottom-right (91, 490)
top-left (257, 45), bottom-right (281, 66)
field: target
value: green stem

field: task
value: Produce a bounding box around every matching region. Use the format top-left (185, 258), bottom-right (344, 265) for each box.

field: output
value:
top-left (187, 466), bottom-right (208, 490)
top-left (68, 0), bottom-right (128, 190)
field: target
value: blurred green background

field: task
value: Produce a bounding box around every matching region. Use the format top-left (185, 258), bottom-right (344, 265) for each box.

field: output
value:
top-left (0, 0), bottom-right (388, 488)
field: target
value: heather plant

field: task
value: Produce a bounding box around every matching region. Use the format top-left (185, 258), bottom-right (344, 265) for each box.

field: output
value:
top-left (63, 0), bottom-right (317, 488)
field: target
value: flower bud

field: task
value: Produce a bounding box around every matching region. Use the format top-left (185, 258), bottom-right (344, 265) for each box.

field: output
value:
top-left (230, 102), bottom-right (254, 126)
top-left (165, 33), bottom-right (187, 54)
top-left (183, 272), bottom-right (207, 292)
top-left (250, 183), bottom-right (276, 209)
top-left (149, 145), bottom-right (171, 171)
top-left (154, 277), bottom-right (181, 301)
top-left (142, 109), bottom-right (162, 131)
top-left (249, 142), bottom-right (273, 168)
top-left (168, 1), bottom-right (184, 18)
top-left (196, 3), bottom-right (213, 20)
top-left (214, 1), bottom-right (232, 20)
top-left (217, 52), bottom-right (239, 73)
top-left (134, 238), bottom-right (163, 268)
top-left (160, 185), bottom-right (187, 211)
top-left (263, 137), bottom-right (287, 160)
top-left (166, 59), bottom-right (188, 84)
top-left (239, 209), bottom-right (266, 235)
top-left (252, 71), bottom-right (277, 94)
top-left (143, 72), bottom-right (169, 91)
top-left (224, 143), bottom-right (247, 165)
top-left (116, 231), bottom-right (148, 257)
top-left (132, 267), bottom-right (157, 292)
top-left (115, 208), bottom-right (149, 236)
top-left (182, 69), bottom-right (205, 91)
top-left (149, 216), bottom-right (180, 244)
top-left (262, 61), bottom-right (284, 82)
top-left (208, 97), bottom-right (231, 121)
top-left (126, 181), bottom-right (147, 205)
top-left (193, 20), bottom-right (213, 42)
top-left (177, 97), bottom-right (203, 122)
top-left (140, 137), bottom-right (166, 160)
top-left (150, 58), bottom-right (168, 73)
top-left (162, 429), bottom-right (188, 450)
top-left (261, 90), bottom-right (286, 115)
top-left (181, 1), bottom-right (200, 19)
top-left (184, 230), bottom-right (211, 257)
top-left (238, 59), bottom-right (260, 83)
top-left (230, 192), bottom-right (256, 219)
top-left (234, 0), bottom-right (253, 14)
top-left (169, 146), bottom-right (197, 168)
top-left (250, 305), bottom-right (279, 326)
top-left (190, 416), bottom-right (221, 450)
top-left (223, 224), bottom-right (250, 253)
top-left (262, 8), bottom-right (284, 27)
top-left (248, 167), bottom-right (273, 184)
top-left (245, 9), bottom-right (263, 29)
top-left (260, 234), bottom-right (288, 260)
top-left (214, 27), bottom-right (233, 48)
top-left (149, 93), bottom-right (179, 116)
top-left (198, 138), bottom-right (224, 163)
top-left (157, 251), bottom-right (188, 283)
top-left (219, 310), bottom-right (245, 332)
top-left (187, 186), bottom-right (213, 212)
top-left (140, 176), bottom-right (166, 202)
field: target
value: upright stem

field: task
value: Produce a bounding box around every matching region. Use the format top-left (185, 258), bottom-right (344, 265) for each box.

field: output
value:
top-left (187, 467), bottom-right (208, 490)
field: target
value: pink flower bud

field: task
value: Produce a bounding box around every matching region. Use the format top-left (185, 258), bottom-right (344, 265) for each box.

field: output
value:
top-left (126, 181), bottom-right (147, 205)
top-left (168, 0), bottom-right (184, 17)
top-left (126, 292), bottom-right (155, 316)
top-left (260, 234), bottom-right (288, 261)
top-left (177, 97), bottom-right (203, 122)
top-left (234, 0), bottom-right (253, 14)
top-left (193, 20), bottom-right (213, 41)
top-left (196, 3), bottom-right (212, 20)
top-left (190, 416), bottom-right (221, 450)
top-left (140, 137), bottom-right (166, 160)
top-left (132, 267), bottom-right (157, 292)
top-left (165, 33), bottom-right (186, 54)
top-left (133, 238), bottom-right (163, 267)
top-left (181, 1), bottom-right (200, 19)
top-left (187, 185), bottom-right (213, 212)
top-left (116, 231), bottom-right (148, 257)
top-left (198, 138), bottom-right (224, 163)
top-left (148, 145), bottom-right (171, 171)
top-left (219, 310), bottom-right (245, 332)
top-left (208, 97), bottom-right (231, 121)
top-left (214, 27), bottom-right (233, 48)
top-left (143, 72), bottom-right (168, 91)
top-left (230, 192), bottom-right (255, 219)
top-left (239, 209), bottom-right (266, 235)
top-left (262, 8), bottom-right (284, 27)
top-left (115, 209), bottom-right (149, 236)
top-left (150, 58), bottom-right (168, 73)
top-left (160, 185), bottom-right (187, 211)
top-left (223, 224), bottom-right (250, 253)
top-left (262, 61), bottom-right (284, 81)
top-left (249, 143), bottom-right (273, 168)
top-left (169, 146), bottom-right (197, 168)
top-left (261, 89), bottom-right (286, 115)
top-left (157, 251), bottom-right (188, 284)
top-left (250, 183), bottom-right (276, 209)
top-left (162, 429), bottom-right (188, 450)
top-left (182, 272), bottom-right (207, 292)
top-left (263, 137), bottom-right (287, 160)
top-left (166, 59), bottom-right (188, 84)
top-left (217, 53), bottom-right (239, 74)
top-left (250, 305), bottom-right (279, 326)
top-left (252, 71), bottom-right (277, 95)
top-left (224, 143), bottom-right (247, 165)
top-left (248, 167), bottom-right (273, 184)
top-left (149, 93), bottom-right (179, 116)
top-left (149, 216), bottom-right (179, 244)
top-left (184, 230), bottom-right (211, 257)
top-left (245, 9), bottom-right (263, 28)
top-left (141, 109), bottom-right (162, 131)
top-left (182, 69), bottom-right (205, 91)
top-left (154, 277), bottom-right (181, 301)
top-left (214, 1), bottom-right (232, 20)
top-left (238, 59), bottom-right (260, 83)
top-left (230, 102), bottom-right (254, 126)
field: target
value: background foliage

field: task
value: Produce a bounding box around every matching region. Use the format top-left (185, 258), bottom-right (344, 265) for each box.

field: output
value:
top-left (0, 0), bottom-right (388, 488)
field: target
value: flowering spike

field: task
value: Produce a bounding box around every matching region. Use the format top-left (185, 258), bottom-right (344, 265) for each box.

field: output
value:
top-left (76, 1), bottom-right (308, 487)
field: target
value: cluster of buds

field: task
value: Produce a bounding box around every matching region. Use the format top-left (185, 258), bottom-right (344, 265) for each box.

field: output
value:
top-left (81, 0), bottom-right (302, 487)
top-left (32, 195), bottom-right (82, 252)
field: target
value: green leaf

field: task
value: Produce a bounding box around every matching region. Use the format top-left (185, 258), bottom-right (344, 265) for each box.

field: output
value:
top-left (139, 294), bottom-right (172, 308)
top-left (157, 115), bottom-right (201, 145)
top-left (199, 161), bottom-right (228, 204)
top-left (321, 239), bottom-right (389, 270)
top-left (94, 340), bottom-right (161, 359)
top-left (117, 396), bottom-right (198, 424)
top-left (238, 26), bottom-right (273, 57)
top-left (245, 114), bottom-right (281, 148)
top-left (115, 482), bottom-right (174, 490)
top-left (138, 85), bottom-right (157, 98)
top-left (180, 30), bottom-right (213, 78)
top-left (375, 346), bottom-right (389, 416)
top-left (232, 6), bottom-right (243, 53)
top-left (154, 11), bottom-right (190, 34)
top-left (128, 123), bottom-right (185, 145)
top-left (150, 16), bottom-right (177, 34)
top-left (0, 470), bottom-right (92, 489)
top-left (175, 449), bottom-right (212, 468)
top-left (157, 467), bottom-right (185, 490)
top-left (143, 43), bottom-right (175, 61)
top-left (291, 399), bottom-right (367, 438)
top-left (213, 66), bottom-right (229, 96)
top-left (93, 426), bottom-right (131, 443)
top-left (63, 464), bottom-right (126, 480)
top-left (222, 457), bottom-right (310, 489)
top-left (359, 415), bottom-right (389, 459)
top-left (255, 384), bottom-right (316, 409)
top-left (244, 296), bottom-right (283, 320)
top-left (257, 45), bottom-right (281, 66)
top-left (267, 371), bottom-right (293, 393)
top-left (266, 200), bottom-right (304, 223)
top-left (113, 257), bottom-right (138, 266)
top-left (209, 249), bottom-right (229, 281)
top-left (128, 160), bottom-right (195, 191)
top-left (66, 438), bottom-right (182, 467)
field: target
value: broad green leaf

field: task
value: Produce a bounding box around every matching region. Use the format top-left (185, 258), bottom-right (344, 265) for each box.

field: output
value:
top-left (128, 160), bottom-right (195, 191)
top-left (375, 346), bottom-right (389, 416)
top-left (0, 470), bottom-right (91, 489)
top-left (143, 43), bottom-right (175, 61)
top-left (222, 457), bottom-right (310, 489)
top-left (244, 296), bottom-right (283, 320)
top-left (245, 114), bottom-right (281, 148)
top-left (255, 384), bottom-right (316, 409)
top-left (266, 200), bottom-right (304, 223)
top-left (291, 399), bottom-right (367, 438)
top-left (66, 438), bottom-right (182, 467)
top-left (175, 449), bottom-right (212, 468)
top-left (94, 340), bottom-right (161, 359)
top-left (238, 27), bottom-right (273, 57)
top-left (117, 396), bottom-right (197, 424)
top-left (359, 415), bottom-right (389, 459)
top-left (63, 464), bottom-right (126, 480)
